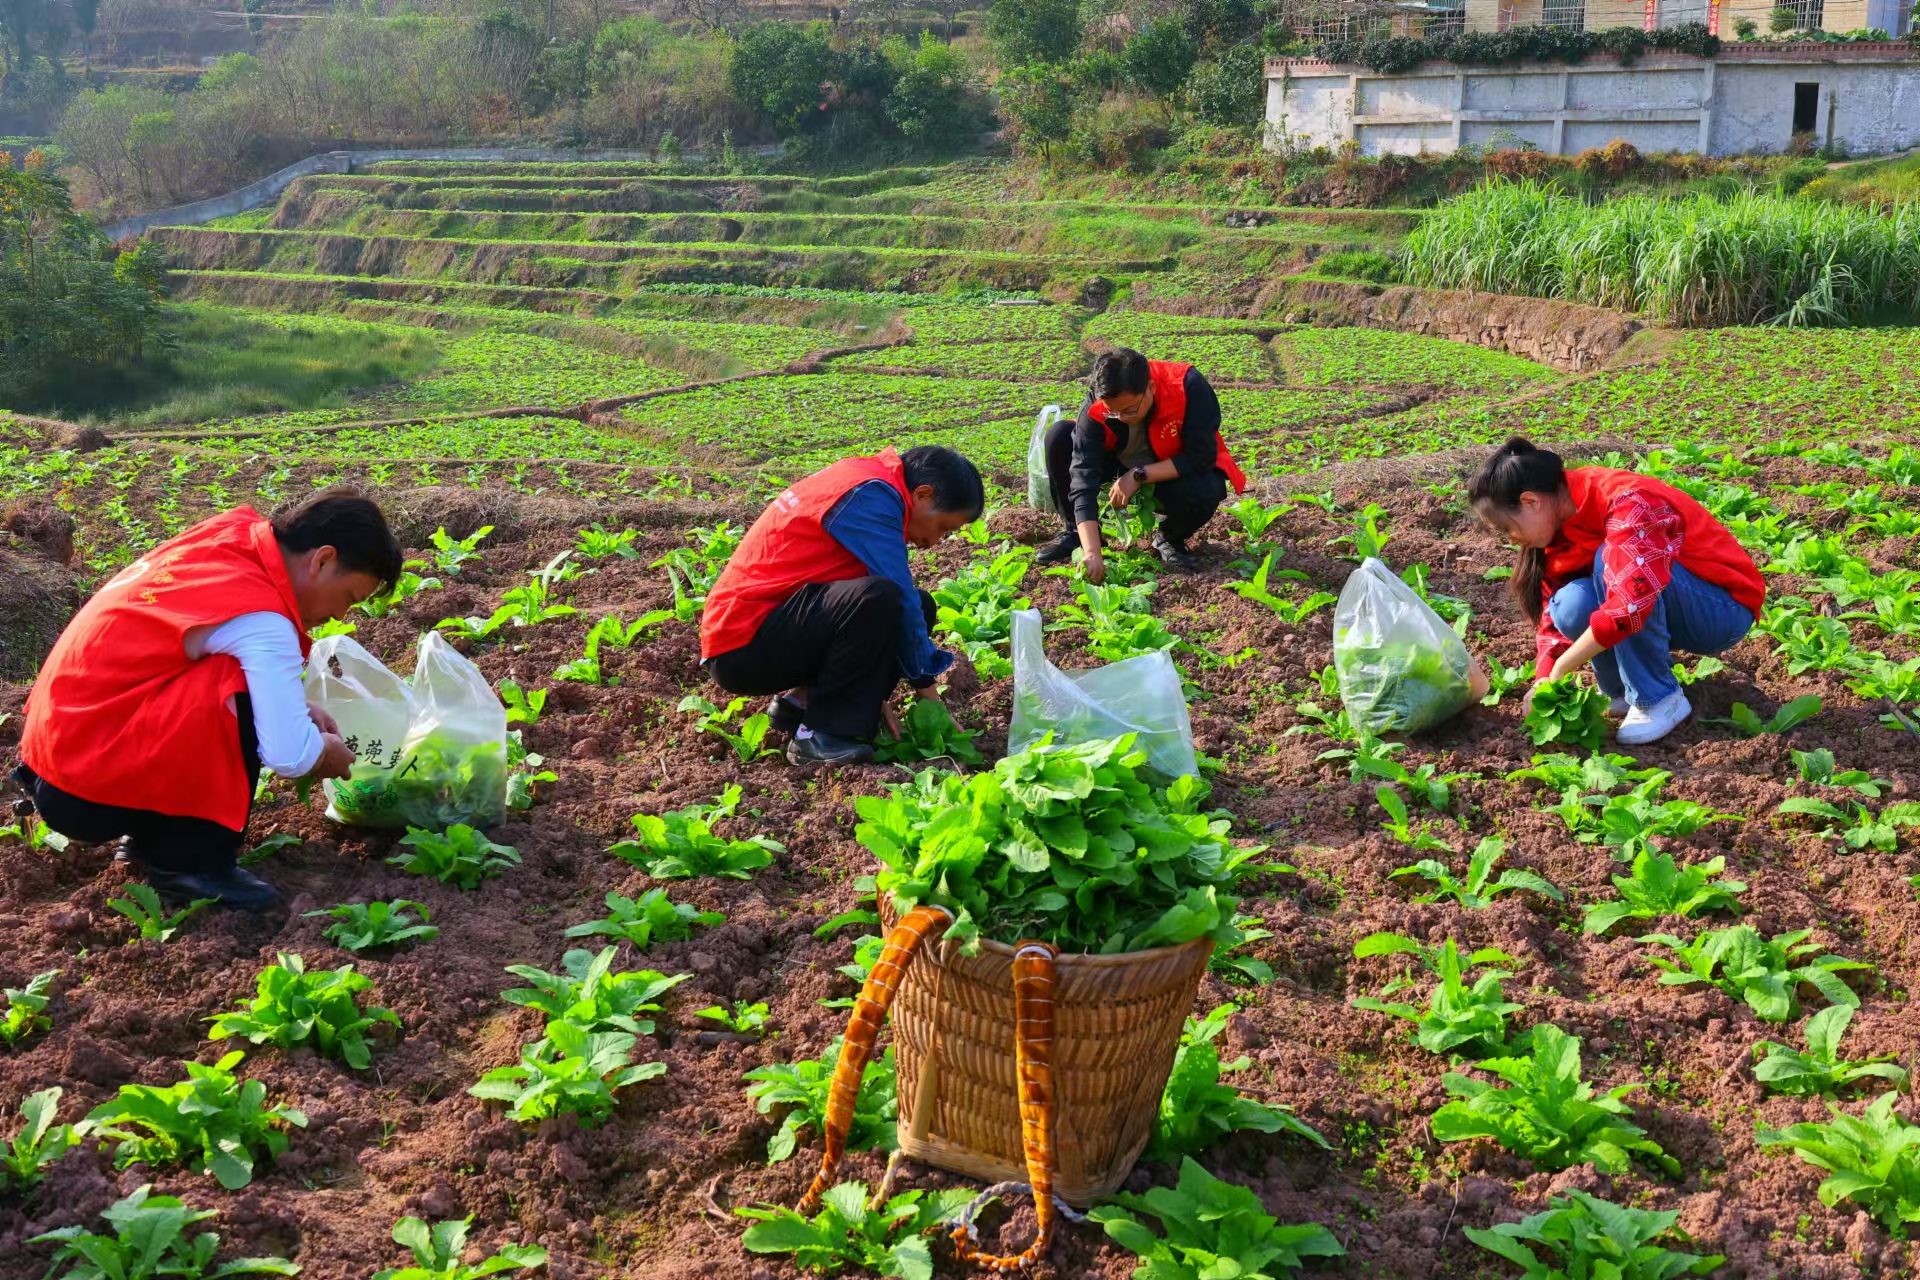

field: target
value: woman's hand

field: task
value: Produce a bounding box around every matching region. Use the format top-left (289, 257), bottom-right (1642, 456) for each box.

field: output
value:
top-left (1521, 679), bottom-right (1553, 717)
top-left (309, 733), bottom-right (356, 781)
top-left (307, 702), bottom-right (340, 736)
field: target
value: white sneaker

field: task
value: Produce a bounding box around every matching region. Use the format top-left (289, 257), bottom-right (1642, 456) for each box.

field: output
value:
top-left (1616, 691), bottom-right (1692, 746)
top-left (1606, 697), bottom-right (1629, 717)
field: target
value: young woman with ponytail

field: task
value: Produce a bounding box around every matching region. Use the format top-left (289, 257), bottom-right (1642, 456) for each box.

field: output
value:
top-left (1467, 438), bottom-right (1764, 746)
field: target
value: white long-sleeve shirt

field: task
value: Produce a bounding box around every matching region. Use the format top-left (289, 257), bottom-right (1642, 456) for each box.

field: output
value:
top-left (183, 612), bottom-right (324, 777)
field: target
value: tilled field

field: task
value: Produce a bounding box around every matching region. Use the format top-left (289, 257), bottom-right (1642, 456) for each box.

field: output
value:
top-left (3, 445), bottom-right (1919, 1280)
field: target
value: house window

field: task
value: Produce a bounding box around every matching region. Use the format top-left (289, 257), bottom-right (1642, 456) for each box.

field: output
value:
top-left (1541, 0), bottom-right (1586, 30)
top-left (1423, 2), bottom-right (1467, 35)
top-left (1783, 0), bottom-right (1825, 27)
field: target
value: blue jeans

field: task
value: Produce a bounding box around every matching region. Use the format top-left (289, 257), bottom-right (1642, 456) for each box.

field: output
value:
top-left (1547, 546), bottom-right (1754, 709)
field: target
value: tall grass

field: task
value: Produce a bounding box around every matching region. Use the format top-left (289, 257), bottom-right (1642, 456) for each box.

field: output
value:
top-left (1402, 180), bottom-right (1920, 326)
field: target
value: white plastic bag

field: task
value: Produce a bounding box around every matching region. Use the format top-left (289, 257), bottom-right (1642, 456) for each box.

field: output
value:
top-left (1333, 557), bottom-right (1473, 734)
top-left (1008, 608), bottom-right (1197, 777)
top-left (304, 632), bottom-right (508, 829)
top-left (305, 635), bottom-right (415, 828)
top-left (1027, 404), bottom-right (1064, 513)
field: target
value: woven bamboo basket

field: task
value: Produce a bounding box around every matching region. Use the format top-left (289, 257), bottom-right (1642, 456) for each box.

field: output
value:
top-left (883, 899), bottom-right (1213, 1207)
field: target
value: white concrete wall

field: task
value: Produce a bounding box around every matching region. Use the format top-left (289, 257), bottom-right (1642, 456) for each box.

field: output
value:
top-left (1267, 52), bottom-right (1920, 156)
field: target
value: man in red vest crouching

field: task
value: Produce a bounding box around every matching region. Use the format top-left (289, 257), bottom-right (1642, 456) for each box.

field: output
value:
top-left (1036, 346), bottom-right (1248, 581)
top-left (11, 488), bottom-right (402, 912)
top-left (700, 445), bottom-right (984, 766)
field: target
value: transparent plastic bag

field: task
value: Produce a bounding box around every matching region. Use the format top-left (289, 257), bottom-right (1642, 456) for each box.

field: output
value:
top-left (304, 632), bottom-right (508, 830)
top-left (1332, 557), bottom-right (1473, 734)
top-left (1027, 404), bottom-right (1064, 513)
top-left (304, 635), bottom-right (416, 829)
top-left (1008, 608), bottom-right (1197, 777)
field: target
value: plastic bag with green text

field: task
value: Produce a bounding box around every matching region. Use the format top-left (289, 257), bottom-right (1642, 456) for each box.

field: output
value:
top-left (1333, 557), bottom-right (1473, 734)
top-left (304, 632), bottom-right (508, 830)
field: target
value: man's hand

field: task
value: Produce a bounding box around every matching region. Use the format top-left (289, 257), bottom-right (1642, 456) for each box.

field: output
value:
top-left (1083, 550), bottom-right (1106, 585)
top-left (1108, 472), bottom-right (1142, 509)
top-left (912, 681), bottom-right (944, 703)
top-left (879, 702), bottom-right (902, 741)
top-left (307, 702), bottom-right (340, 737)
top-left (309, 732), bottom-right (356, 781)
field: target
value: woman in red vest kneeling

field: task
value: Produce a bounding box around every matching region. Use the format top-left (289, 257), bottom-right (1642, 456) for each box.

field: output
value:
top-left (11, 488), bottom-right (402, 911)
top-left (700, 445), bottom-right (984, 766)
top-left (1469, 438), bottom-right (1764, 746)
top-left (1035, 346), bottom-right (1247, 581)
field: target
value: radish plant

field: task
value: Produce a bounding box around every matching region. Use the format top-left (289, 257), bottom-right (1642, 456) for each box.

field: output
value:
top-left (1464, 1189), bottom-right (1725, 1278)
top-left (1523, 676), bottom-right (1610, 751)
top-left (744, 1041), bottom-right (897, 1164)
top-left (1753, 1005), bottom-right (1908, 1097)
top-left (1, 968), bottom-right (57, 1047)
top-left (1392, 837), bottom-right (1563, 910)
top-left (1374, 785), bottom-right (1450, 851)
top-left (564, 889), bottom-right (723, 950)
top-left (694, 1001), bottom-right (770, 1034)
top-left (1791, 748), bottom-right (1890, 798)
top-left (373, 1216), bottom-right (546, 1280)
top-left (1779, 797), bottom-right (1920, 852)
top-left (389, 825), bottom-right (522, 889)
top-left (501, 947), bottom-right (690, 1038)
top-left (207, 953), bottom-right (402, 1070)
top-left (428, 524), bottom-right (492, 576)
top-left (873, 696), bottom-right (983, 766)
top-left (1581, 850), bottom-right (1746, 935)
top-left (496, 679), bottom-right (545, 725)
top-left (1709, 694), bottom-right (1822, 737)
top-left (79, 1051), bottom-right (308, 1189)
top-left (306, 900), bottom-right (439, 952)
top-left (31, 1185), bottom-right (298, 1280)
top-left (677, 693), bottom-right (779, 762)
top-left (469, 1021), bottom-right (665, 1126)
top-left (1092, 1158), bottom-right (1344, 1278)
top-left (740, 1181), bottom-right (973, 1280)
top-left (1638, 925), bottom-right (1869, 1022)
top-left (1756, 1092), bottom-right (1920, 1234)
top-left (1224, 552), bottom-right (1336, 624)
top-left (108, 883), bottom-right (215, 943)
top-left (611, 785), bottom-right (782, 878)
top-left (1351, 933), bottom-right (1523, 1058)
top-left (1147, 1005), bottom-right (1327, 1160)
top-left (2, 1087), bottom-right (75, 1195)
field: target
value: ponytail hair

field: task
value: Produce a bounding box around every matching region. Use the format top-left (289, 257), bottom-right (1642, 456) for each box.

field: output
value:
top-left (1466, 437), bottom-right (1568, 625)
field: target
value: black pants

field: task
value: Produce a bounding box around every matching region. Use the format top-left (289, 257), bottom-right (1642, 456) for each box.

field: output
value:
top-left (705, 578), bottom-right (937, 741)
top-left (11, 693), bottom-right (259, 874)
top-left (1043, 417), bottom-right (1229, 545)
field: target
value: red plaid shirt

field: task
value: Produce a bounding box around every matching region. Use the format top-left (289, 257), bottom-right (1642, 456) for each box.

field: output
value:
top-left (1536, 488), bottom-right (1686, 676)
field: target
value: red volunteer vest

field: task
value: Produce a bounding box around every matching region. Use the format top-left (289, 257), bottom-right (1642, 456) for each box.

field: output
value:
top-left (1544, 467), bottom-right (1766, 621)
top-left (22, 508), bottom-right (310, 831)
top-left (701, 450), bottom-right (911, 660)
top-left (1090, 360), bottom-right (1248, 494)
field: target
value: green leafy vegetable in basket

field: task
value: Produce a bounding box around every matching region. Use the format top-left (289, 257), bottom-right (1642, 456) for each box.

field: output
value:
top-left (856, 735), bottom-right (1268, 955)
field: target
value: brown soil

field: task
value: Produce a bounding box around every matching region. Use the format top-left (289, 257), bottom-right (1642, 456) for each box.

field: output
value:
top-left (1, 461), bottom-right (1916, 1280)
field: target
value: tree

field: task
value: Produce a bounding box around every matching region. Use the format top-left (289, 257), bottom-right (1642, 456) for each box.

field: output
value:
top-left (0, 0), bottom-right (69, 93)
top-left (1122, 18), bottom-right (1198, 98)
top-left (1189, 43), bottom-right (1265, 126)
top-left (986, 0), bottom-right (1082, 66)
top-left (728, 22), bottom-right (834, 134)
top-left (885, 33), bottom-right (975, 143)
top-left (996, 60), bottom-right (1079, 158)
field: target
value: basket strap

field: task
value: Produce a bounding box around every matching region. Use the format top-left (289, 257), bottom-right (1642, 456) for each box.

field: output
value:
top-left (951, 939), bottom-right (1059, 1274)
top-left (796, 903), bottom-right (951, 1215)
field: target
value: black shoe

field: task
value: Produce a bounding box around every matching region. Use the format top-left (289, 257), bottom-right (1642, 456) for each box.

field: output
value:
top-left (765, 695), bottom-right (805, 735)
top-left (147, 864), bottom-right (281, 914)
top-left (1033, 530), bottom-right (1080, 566)
top-left (786, 731), bottom-right (876, 766)
top-left (1154, 530), bottom-right (1200, 573)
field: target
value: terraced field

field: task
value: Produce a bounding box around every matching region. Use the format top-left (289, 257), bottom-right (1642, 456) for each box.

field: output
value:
top-left (3, 158), bottom-right (1920, 1280)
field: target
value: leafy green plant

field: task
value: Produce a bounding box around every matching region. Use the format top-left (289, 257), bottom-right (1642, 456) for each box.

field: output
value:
top-left (1392, 837), bottom-right (1563, 909)
top-left (428, 524), bottom-right (493, 576)
top-left (1753, 1005), bottom-right (1908, 1097)
top-left (305, 900), bottom-right (439, 952)
top-left (1090, 1156), bottom-right (1345, 1279)
top-left (738, 1181), bottom-right (972, 1280)
top-left (1147, 1005), bottom-right (1327, 1161)
top-left (79, 1051), bottom-right (308, 1190)
top-left (1709, 694), bottom-right (1822, 737)
top-left (1224, 552), bottom-right (1337, 624)
top-left (695, 1001), bottom-right (770, 1034)
top-left (501, 947), bottom-right (690, 1038)
top-left (652, 522), bottom-right (740, 621)
top-left (357, 567), bottom-right (441, 619)
top-left (1791, 747), bottom-right (1890, 798)
top-left (1507, 752), bottom-right (1660, 795)
top-left (609, 785), bottom-right (782, 879)
top-left (858, 735), bottom-right (1267, 954)
top-left (574, 523), bottom-right (640, 559)
top-left (822, 934), bottom-right (885, 1010)
top-left (677, 693), bottom-right (779, 762)
top-left (1351, 933), bottom-right (1523, 1059)
top-left (564, 889), bottom-right (723, 950)
top-left (1756, 1092), bottom-right (1920, 1235)
top-left (504, 730), bottom-right (555, 811)
top-left (497, 679), bottom-right (546, 726)
top-left (1352, 752), bottom-right (1476, 812)
top-left (207, 953), bottom-right (402, 1070)
top-left (1, 967), bottom-right (58, 1047)
top-left (744, 1041), bottom-right (897, 1164)
top-left (1553, 775), bottom-right (1741, 861)
top-left (1671, 655), bottom-right (1728, 686)
top-left (1639, 925), bottom-right (1870, 1022)
top-left (1213, 912), bottom-right (1277, 986)
top-left (241, 832), bottom-right (302, 866)
top-left (0, 814), bottom-right (69, 850)
top-left (1374, 785), bottom-right (1450, 851)
top-left (1479, 658), bottom-right (1533, 706)
top-left (1464, 1188), bottom-right (1725, 1278)
top-left (931, 545), bottom-right (1031, 679)
top-left (1055, 579), bottom-right (1183, 663)
top-left (1330, 502), bottom-right (1391, 561)
top-left (31, 1184), bottom-right (299, 1280)
top-left (373, 1215), bottom-right (546, 1280)
top-left (2, 1087), bottom-right (75, 1195)
top-left (107, 882), bottom-right (215, 942)
top-left (1582, 850), bottom-right (1746, 936)
top-left (469, 1020), bottom-right (664, 1126)
top-left (1227, 495), bottom-right (1294, 544)
top-left (1524, 676), bottom-right (1610, 751)
top-left (1431, 1024), bottom-right (1677, 1176)
top-left (873, 696), bottom-right (984, 766)
top-left (388, 825), bottom-right (521, 889)
top-left (1779, 797), bottom-right (1920, 852)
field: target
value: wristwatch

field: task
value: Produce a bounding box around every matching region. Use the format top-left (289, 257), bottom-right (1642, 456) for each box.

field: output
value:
top-left (1131, 466), bottom-right (1149, 486)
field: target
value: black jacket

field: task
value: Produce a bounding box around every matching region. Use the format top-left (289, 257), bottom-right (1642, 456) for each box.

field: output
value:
top-left (1066, 366), bottom-right (1222, 525)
